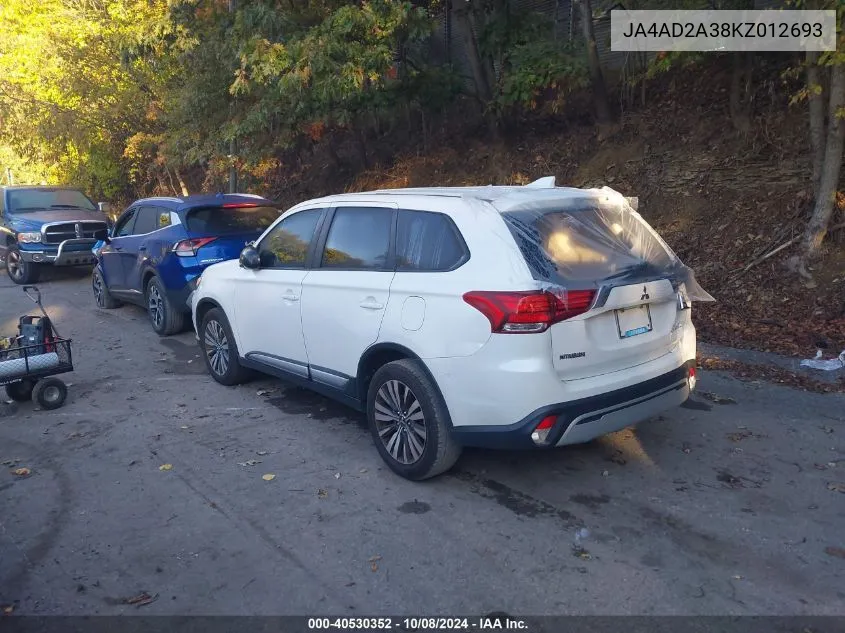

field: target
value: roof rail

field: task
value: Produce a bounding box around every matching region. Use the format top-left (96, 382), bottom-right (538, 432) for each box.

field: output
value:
top-left (524, 176), bottom-right (556, 188)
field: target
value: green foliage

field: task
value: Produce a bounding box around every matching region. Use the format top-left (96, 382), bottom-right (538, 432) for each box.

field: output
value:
top-left (479, 8), bottom-right (587, 115)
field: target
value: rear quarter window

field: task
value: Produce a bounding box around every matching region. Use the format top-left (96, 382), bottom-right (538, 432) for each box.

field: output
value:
top-left (395, 210), bottom-right (468, 272)
top-left (186, 206), bottom-right (280, 234)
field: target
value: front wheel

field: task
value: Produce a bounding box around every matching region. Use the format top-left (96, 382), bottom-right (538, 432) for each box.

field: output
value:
top-left (367, 359), bottom-right (462, 481)
top-left (199, 307), bottom-right (252, 386)
top-left (6, 380), bottom-right (35, 402)
top-left (6, 245), bottom-right (40, 285)
top-left (92, 266), bottom-right (120, 309)
top-left (146, 276), bottom-right (185, 336)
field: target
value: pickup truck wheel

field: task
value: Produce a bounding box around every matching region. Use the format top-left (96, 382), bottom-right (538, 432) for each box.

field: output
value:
top-left (146, 276), bottom-right (185, 336)
top-left (6, 246), bottom-right (40, 285)
top-left (92, 267), bottom-right (120, 309)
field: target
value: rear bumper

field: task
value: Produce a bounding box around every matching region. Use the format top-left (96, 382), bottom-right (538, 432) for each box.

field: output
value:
top-left (450, 361), bottom-right (694, 450)
top-left (19, 239), bottom-right (97, 267)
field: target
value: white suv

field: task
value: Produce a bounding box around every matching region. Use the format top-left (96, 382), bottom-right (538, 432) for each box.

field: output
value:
top-left (189, 178), bottom-right (710, 480)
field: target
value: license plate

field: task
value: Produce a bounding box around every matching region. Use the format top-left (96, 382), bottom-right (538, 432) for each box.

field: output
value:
top-left (615, 304), bottom-right (653, 339)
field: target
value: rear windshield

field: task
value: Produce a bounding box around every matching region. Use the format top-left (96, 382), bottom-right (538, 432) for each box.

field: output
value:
top-left (7, 188), bottom-right (96, 213)
top-left (185, 205), bottom-right (280, 234)
top-left (503, 201), bottom-right (674, 285)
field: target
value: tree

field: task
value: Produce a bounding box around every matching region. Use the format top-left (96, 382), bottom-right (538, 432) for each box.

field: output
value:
top-left (576, 0), bottom-right (613, 124)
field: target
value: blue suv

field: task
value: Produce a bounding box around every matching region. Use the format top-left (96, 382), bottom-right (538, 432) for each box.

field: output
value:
top-left (92, 193), bottom-right (281, 335)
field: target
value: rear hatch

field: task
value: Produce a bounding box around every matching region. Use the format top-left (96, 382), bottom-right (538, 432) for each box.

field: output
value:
top-left (180, 204), bottom-right (281, 265)
top-left (502, 197), bottom-right (684, 381)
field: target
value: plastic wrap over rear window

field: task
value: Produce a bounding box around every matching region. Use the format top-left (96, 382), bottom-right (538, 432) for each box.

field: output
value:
top-left (500, 187), bottom-right (713, 302)
top-left (186, 206), bottom-right (280, 234)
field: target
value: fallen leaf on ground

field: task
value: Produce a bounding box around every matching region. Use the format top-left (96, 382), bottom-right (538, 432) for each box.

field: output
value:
top-left (827, 482), bottom-right (845, 493)
top-left (3, 604), bottom-right (14, 614)
top-left (158, 464), bottom-right (172, 471)
top-left (239, 460), bottom-right (261, 467)
top-left (256, 450), bottom-right (268, 456)
top-left (180, 426), bottom-right (189, 430)
top-left (256, 389), bottom-right (277, 397)
top-left (317, 488), bottom-right (328, 498)
top-left (732, 575), bottom-right (743, 580)
top-left (125, 592), bottom-right (158, 607)
top-left (726, 431), bottom-right (753, 442)
top-left (368, 555), bottom-right (382, 563)
top-left (825, 546), bottom-right (845, 559)
top-left (601, 470), bottom-right (609, 477)
top-left (262, 473), bottom-right (276, 481)
top-left (370, 562), bottom-right (378, 572)
top-left (12, 468), bottom-right (30, 477)
top-left (334, 472), bottom-right (341, 479)
top-left (359, 468), bottom-right (368, 474)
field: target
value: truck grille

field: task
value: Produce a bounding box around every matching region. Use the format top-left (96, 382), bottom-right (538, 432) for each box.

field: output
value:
top-left (42, 222), bottom-right (108, 245)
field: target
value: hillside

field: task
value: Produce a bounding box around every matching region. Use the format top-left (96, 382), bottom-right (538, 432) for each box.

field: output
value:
top-left (269, 58), bottom-right (845, 361)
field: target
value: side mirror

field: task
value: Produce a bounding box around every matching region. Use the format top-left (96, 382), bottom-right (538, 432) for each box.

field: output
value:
top-left (98, 202), bottom-right (111, 214)
top-left (239, 245), bottom-right (260, 270)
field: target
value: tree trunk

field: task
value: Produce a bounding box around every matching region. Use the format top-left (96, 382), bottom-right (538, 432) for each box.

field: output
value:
top-left (729, 52), bottom-right (753, 134)
top-left (174, 168), bottom-right (190, 196)
top-left (801, 62), bottom-right (845, 263)
top-left (452, 0), bottom-right (492, 103)
top-left (578, 0), bottom-right (613, 124)
top-left (807, 50), bottom-right (826, 199)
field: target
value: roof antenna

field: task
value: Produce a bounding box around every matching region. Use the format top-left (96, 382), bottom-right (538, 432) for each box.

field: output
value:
top-left (525, 176), bottom-right (555, 188)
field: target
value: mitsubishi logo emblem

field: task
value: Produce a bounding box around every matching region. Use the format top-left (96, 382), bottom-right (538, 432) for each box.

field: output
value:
top-left (640, 285), bottom-right (650, 301)
top-left (74, 223), bottom-right (82, 238)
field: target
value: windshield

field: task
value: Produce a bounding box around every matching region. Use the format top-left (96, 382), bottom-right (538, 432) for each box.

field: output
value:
top-left (186, 205), bottom-right (280, 235)
top-left (7, 188), bottom-right (97, 213)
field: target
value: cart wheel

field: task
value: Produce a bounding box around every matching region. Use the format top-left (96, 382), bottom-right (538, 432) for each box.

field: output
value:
top-left (33, 378), bottom-right (68, 410)
top-left (5, 380), bottom-right (35, 402)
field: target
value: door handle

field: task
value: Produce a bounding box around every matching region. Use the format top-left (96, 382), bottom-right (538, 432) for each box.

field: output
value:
top-left (282, 291), bottom-right (299, 302)
top-left (360, 299), bottom-right (384, 310)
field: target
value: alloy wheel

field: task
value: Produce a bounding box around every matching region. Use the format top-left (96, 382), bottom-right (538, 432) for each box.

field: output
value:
top-left (374, 380), bottom-right (427, 465)
top-left (148, 283), bottom-right (164, 329)
top-left (92, 272), bottom-right (104, 307)
top-left (7, 251), bottom-right (22, 282)
top-left (204, 319), bottom-right (230, 377)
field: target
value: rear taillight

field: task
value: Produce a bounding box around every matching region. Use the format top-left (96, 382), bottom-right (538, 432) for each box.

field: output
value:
top-left (688, 365), bottom-right (696, 391)
top-left (173, 237), bottom-right (217, 257)
top-left (462, 289), bottom-right (596, 334)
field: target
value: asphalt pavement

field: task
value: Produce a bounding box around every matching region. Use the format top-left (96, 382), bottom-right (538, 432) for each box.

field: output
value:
top-left (0, 265), bottom-right (844, 617)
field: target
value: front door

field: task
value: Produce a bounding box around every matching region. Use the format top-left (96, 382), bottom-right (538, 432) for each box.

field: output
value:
top-left (99, 207), bottom-right (137, 291)
top-left (234, 207), bottom-right (326, 377)
top-left (300, 205), bottom-right (396, 388)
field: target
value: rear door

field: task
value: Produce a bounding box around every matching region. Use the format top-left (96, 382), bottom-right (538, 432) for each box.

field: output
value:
top-left (502, 202), bottom-right (682, 381)
top-left (299, 204), bottom-right (396, 387)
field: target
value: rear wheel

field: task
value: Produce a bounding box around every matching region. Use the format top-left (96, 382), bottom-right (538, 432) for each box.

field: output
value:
top-left (6, 245), bottom-right (40, 285)
top-left (367, 359), bottom-right (462, 480)
top-left (33, 378), bottom-right (67, 410)
top-left (146, 276), bottom-right (185, 336)
top-left (5, 380), bottom-right (35, 402)
top-left (199, 307), bottom-right (252, 386)
top-left (92, 266), bottom-right (120, 309)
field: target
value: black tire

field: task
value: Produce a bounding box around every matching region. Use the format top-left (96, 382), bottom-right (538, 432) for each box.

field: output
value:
top-left (366, 359), bottom-right (462, 481)
top-left (33, 378), bottom-right (68, 410)
top-left (5, 380), bottom-right (35, 402)
top-left (92, 266), bottom-right (120, 309)
top-left (199, 307), bottom-right (252, 386)
top-left (146, 276), bottom-right (185, 336)
top-left (6, 245), bottom-right (40, 285)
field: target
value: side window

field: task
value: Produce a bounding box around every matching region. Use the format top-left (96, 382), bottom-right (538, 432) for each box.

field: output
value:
top-left (321, 207), bottom-right (393, 270)
top-left (114, 209), bottom-right (137, 237)
top-left (396, 210), bottom-right (467, 271)
top-left (257, 209), bottom-right (322, 268)
top-left (132, 206), bottom-right (159, 235)
top-left (157, 208), bottom-right (173, 229)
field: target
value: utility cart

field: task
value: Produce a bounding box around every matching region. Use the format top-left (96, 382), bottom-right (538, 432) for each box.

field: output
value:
top-left (0, 286), bottom-right (73, 410)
